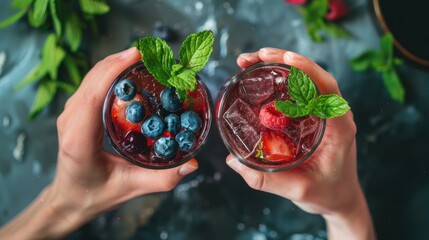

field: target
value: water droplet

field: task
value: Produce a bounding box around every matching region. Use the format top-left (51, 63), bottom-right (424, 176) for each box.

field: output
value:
top-left (262, 207), bottom-right (271, 215)
top-left (237, 222), bottom-right (245, 231)
top-left (213, 172), bottom-right (222, 182)
top-left (13, 132), bottom-right (26, 162)
top-left (32, 161), bottom-right (42, 175)
top-left (2, 115), bottom-right (11, 128)
top-left (0, 51), bottom-right (6, 76)
top-left (160, 231), bottom-right (168, 239)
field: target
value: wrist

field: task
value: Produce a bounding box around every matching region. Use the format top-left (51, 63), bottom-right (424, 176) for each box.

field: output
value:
top-left (322, 187), bottom-right (376, 240)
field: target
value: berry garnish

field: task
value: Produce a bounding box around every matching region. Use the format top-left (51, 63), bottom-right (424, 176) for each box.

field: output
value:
top-left (165, 114), bottom-right (181, 135)
top-left (154, 136), bottom-right (178, 158)
top-left (142, 115), bottom-right (165, 138)
top-left (180, 111), bottom-right (201, 132)
top-left (114, 79), bottom-right (136, 101)
top-left (325, 0), bottom-right (348, 21)
top-left (259, 101), bottom-right (291, 130)
top-left (126, 102), bottom-right (145, 123)
top-left (121, 131), bottom-right (147, 154)
top-left (175, 130), bottom-right (196, 152)
top-left (160, 88), bottom-right (183, 112)
top-left (259, 130), bottom-right (297, 161)
top-left (111, 94), bottom-right (146, 132)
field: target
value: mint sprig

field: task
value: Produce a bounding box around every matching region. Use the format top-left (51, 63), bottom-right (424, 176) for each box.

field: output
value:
top-left (138, 30), bottom-right (214, 100)
top-left (298, 0), bottom-right (351, 42)
top-left (275, 66), bottom-right (350, 119)
top-left (350, 33), bottom-right (405, 102)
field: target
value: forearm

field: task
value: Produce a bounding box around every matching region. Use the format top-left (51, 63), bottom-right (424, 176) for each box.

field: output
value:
top-left (323, 188), bottom-right (376, 240)
top-left (0, 186), bottom-right (92, 239)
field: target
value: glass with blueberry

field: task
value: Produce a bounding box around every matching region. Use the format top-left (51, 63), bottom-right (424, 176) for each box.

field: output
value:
top-left (103, 62), bottom-right (212, 169)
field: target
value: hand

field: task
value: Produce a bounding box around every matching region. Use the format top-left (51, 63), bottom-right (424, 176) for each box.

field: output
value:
top-left (227, 48), bottom-right (375, 240)
top-left (0, 48), bottom-right (198, 239)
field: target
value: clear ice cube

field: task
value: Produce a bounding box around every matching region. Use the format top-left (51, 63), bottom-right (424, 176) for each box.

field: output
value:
top-left (239, 74), bottom-right (274, 105)
top-left (299, 116), bottom-right (319, 139)
top-left (223, 99), bottom-right (262, 155)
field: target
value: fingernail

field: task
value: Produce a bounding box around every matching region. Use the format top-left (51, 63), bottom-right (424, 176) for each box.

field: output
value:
top-left (118, 47), bottom-right (136, 60)
top-left (238, 53), bottom-right (255, 62)
top-left (260, 47), bottom-right (279, 55)
top-left (226, 156), bottom-right (243, 172)
top-left (179, 161), bottom-right (198, 176)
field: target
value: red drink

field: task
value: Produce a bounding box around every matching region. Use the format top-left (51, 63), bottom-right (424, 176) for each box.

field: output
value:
top-left (216, 62), bottom-right (325, 171)
top-left (103, 62), bottom-right (212, 169)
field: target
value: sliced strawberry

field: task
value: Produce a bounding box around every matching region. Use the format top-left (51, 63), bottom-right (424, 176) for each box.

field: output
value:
top-left (259, 101), bottom-right (291, 130)
top-left (111, 94), bottom-right (152, 132)
top-left (261, 130), bottom-right (296, 161)
top-left (326, 0), bottom-right (349, 21)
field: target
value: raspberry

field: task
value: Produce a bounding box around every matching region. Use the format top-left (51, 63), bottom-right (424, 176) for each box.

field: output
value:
top-left (326, 0), bottom-right (349, 21)
top-left (259, 101), bottom-right (291, 130)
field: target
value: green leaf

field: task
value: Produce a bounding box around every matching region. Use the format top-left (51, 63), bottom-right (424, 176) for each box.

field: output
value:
top-left (167, 69), bottom-right (197, 91)
top-left (275, 100), bottom-right (310, 118)
top-left (64, 13), bottom-right (82, 52)
top-left (28, 80), bottom-right (57, 120)
top-left (79, 0), bottom-right (110, 15)
top-left (350, 51), bottom-right (379, 72)
top-left (55, 81), bottom-right (76, 94)
top-left (64, 56), bottom-right (82, 86)
top-left (322, 22), bottom-right (352, 38)
top-left (380, 33), bottom-right (394, 63)
top-left (382, 69), bottom-right (405, 102)
top-left (15, 62), bottom-right (48, 90)
top-left (30, 0), bottom-right (49, 27)
top-left (49, 0), bottom-right (61, 36)
top-left (11, 0), bottom-right (34, 9)
top-left (42, 34), bottom-right (65, 79)
top-left (310, 94), bottom-right (350, 118)
top-left (288, 66), bottom-right (317, 104)
top-left (138, 37), bottom-right (175, 87)
top-left (179, 30), bottom-right (214, 73)
top-left (306, 0), bottom-right (328, 19)
top-left (0, 8), bottom-right (27, 28)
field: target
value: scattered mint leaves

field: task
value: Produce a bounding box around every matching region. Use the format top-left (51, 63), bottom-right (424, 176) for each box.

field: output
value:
top-left (350, 33), bottom-right (405, 102)
top-left (138, 30), bottom-right (214, 100)
top-left (275, 66), bottom-right (350, 119)
top-left (297, 0), bottom-right (351, 42)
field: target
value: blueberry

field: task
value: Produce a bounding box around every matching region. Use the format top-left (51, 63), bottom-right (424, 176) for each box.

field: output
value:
top-left (114, 79), bottom-right (136, 101)
top-left (154, 136), bottom-right (178, 158)
top-left (141, 115), bottom-right (165, 138)
top-left (120, 131), bottom-right (147, 154)
top-left (160, 88), bottom-right (182, 112)
top-left (175, 130), bottom-right (196, 152)
top-left (165, 114), bottom-right (181, 135)
top-left (126, 102), bottom-right (145, 123)
top-left (181, 111), bottom-right (201, 132)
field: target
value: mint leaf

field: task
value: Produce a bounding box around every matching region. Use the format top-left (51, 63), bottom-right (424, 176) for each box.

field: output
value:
top-left (179, 30), bottom-right (214, 73)
top-left (11, 0), bottom-right (34, 9)
top-left (167, 69), bottom-right (197, 91)
top-left (275, 100), bottom-right (310, 118)
top-left (380, 33), bottom-right (394, 64)
top-left (79, 0), bottom-right (110, 15)
top-left (28, 80), bottom-right (57, 120)
top-left (382, 69), bottom-right (404, 102)
top-left (139, 37), bottom-right (175, 87)
top-left (350, 51), bottom-right (378, 72)
top-left (64, 56), bottom-right (82, 86)
top-left (15, 62), bottom-right (47, 90)
top-left (64, 13), bottom-right (82, 52)
top-left (288, 66), bottom-right (317, 104)
top-left (42, 34), bottom-right (65, 80)
top-left (310, 94), bottom-right (350, 118)
top-left (322, 22), bottom-right (351, 38)
top-left (30, 0), bottom-right (49, 27)
top-left (49, 0), bottom-right (61, 36)
top-left (0, 8), bottom-right (28, 28)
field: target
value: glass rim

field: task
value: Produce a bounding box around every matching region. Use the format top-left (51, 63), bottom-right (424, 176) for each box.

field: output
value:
top-left (216, 62), bottom-right (326, 172)
top-left (102, 61), bottom-right (213, 169)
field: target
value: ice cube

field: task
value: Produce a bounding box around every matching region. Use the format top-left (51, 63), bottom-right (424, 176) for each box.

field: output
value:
top-left (223, 99), bottom-right (262, 155)
top-left (299, 116), bottom-right (319, 139)
top-left (239, 74), bottom-right (274, 105)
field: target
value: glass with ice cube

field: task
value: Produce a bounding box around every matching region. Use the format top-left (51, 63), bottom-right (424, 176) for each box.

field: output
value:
top-left (216, 62), bottom-right (325, 171)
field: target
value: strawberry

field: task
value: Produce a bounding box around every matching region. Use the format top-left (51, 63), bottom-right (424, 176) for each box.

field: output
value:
top-left (111, 94), bottom-right (152, 132)
top-left (284, 0), bottom-right (308, 5)
top-left (326, 0), bottom-right (349, 21)
top-left (261, 130), bottom-right (297, 161)
top-left (259, 101), bottom-right (291, 130)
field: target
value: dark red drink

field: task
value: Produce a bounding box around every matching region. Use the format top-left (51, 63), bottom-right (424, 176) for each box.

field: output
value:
top-left (103, 62), bottom-right (212, 169)
top-left (216, 62), bottom-right (325, 171)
